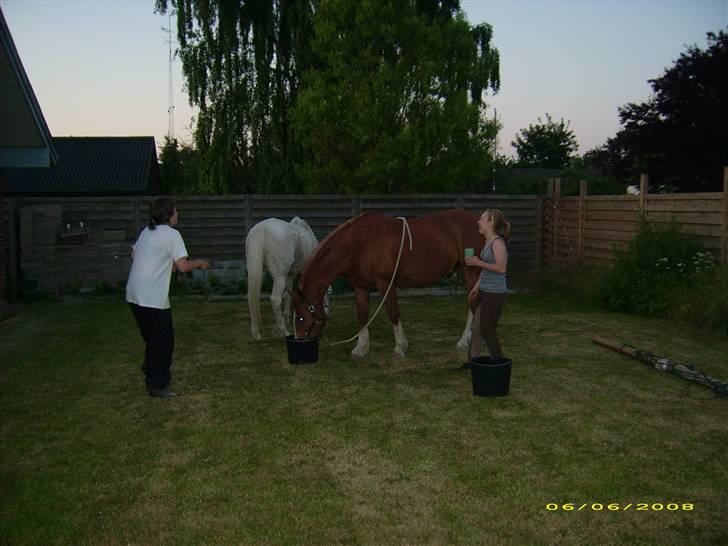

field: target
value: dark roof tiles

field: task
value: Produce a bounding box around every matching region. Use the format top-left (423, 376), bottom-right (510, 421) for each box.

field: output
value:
top-left (2, 136), bottom-right (160, 195)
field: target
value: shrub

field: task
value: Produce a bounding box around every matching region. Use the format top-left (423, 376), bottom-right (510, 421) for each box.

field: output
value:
top-left (541, 216), bottom-right (727, 336)
top-left (600, 217), bottom-right (704, 315)
top-left (669, 265), bottom-right (728, 336)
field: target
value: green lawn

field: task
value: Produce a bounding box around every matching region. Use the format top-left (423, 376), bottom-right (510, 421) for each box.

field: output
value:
top-left (1, 293), bottom-right (726, 545)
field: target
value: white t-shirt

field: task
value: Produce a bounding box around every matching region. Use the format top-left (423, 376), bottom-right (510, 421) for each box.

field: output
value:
top-left (125, 225), bottom-right (188, 309)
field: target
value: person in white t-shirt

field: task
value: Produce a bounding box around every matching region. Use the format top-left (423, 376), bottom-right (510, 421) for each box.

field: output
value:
top-left (126, 197), bottom-right (210, 398)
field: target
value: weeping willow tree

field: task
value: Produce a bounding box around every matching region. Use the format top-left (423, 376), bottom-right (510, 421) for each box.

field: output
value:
top-left (155, 0), bottom-right (313, 193)
top-left (156, 0), bottom-right (500, 194)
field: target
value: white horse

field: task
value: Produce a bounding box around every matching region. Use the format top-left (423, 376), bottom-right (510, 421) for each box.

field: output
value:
top-left (246, 217), bottom-right (321, 340)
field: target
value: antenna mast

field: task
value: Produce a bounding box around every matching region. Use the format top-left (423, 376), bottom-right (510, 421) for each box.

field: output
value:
top-left (492, 108), bottom-right (498, 193)
top-left (166, 12), bottom-right (175, 140)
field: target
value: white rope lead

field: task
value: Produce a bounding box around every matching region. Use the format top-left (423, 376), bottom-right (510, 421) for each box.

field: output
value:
top-left (330, 217), bottom-right (412, 346)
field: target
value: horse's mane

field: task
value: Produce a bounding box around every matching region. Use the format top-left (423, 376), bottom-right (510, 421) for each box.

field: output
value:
top-left (307, 212), bottom-right (376, 263)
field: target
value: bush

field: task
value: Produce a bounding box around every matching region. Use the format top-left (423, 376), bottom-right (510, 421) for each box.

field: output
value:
top-left (669, 265), bottom-right (728, 336)
top-left (600, 217), bottom-right (705, 315)
top-left (541, 217), bottom-right (727, 335)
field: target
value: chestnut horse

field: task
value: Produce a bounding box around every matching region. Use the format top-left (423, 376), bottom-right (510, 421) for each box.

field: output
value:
top-left (292, 209), bottom-right (483, 357)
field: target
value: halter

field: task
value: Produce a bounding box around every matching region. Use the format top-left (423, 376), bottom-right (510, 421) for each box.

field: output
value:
top-left (298, 290), bottom-right (327, 338)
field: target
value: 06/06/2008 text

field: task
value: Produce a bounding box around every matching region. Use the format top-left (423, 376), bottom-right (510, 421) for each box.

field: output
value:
top-left (546, 503), bottom-right (694, 512)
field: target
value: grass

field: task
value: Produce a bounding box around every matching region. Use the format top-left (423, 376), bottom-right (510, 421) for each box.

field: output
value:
top-left (1, 292), bottom-right (727, 545)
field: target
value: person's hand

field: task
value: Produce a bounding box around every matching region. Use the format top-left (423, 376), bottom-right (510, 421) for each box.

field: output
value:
top-left (199, 259), bottom-right (212, 270)
top-left (464, 256), bottom-right (480, 267)
top-left (468, 287), bottom-right (479, 304)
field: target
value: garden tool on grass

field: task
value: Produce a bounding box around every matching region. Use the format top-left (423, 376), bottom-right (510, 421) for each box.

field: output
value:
top-left (592, 335), bottom-right (728, 398)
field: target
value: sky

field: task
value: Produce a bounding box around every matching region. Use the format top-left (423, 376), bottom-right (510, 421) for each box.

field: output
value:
top-left (2, 0), bottom-right (727, 158)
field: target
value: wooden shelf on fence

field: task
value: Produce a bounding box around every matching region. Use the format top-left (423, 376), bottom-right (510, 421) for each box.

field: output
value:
top-left (59, 228), bottom-right (92, 244)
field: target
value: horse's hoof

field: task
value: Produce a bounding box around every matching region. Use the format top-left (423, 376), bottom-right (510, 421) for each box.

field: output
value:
top-left (351, 348), bottom-right (368, 358)
top-left (393, 348), bottom-right (407, 358)
top-left (252, 332), bottom-right (262, 341)
top-left (456, 339), bottom-right (470, 352)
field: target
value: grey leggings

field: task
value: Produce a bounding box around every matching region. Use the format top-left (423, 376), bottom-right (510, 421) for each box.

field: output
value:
top-left (469, 291), bottom-right (507, 359)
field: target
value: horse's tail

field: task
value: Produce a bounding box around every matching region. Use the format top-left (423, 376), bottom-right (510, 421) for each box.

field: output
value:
top-left (246, 225), bottom-right (265, 340)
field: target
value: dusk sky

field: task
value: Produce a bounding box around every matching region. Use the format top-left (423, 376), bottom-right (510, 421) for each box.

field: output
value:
top-left (3, 0), bottom-right (726, 157)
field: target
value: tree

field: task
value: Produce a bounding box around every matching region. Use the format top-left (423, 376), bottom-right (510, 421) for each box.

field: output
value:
top-left (292, 0), bottom-right (500, 193)
top-left (599, 31), bottom-right (728, 192)
top-left (157, 0), bottom-right (500, 194)
top-left (158, 137), bottom-right (201, 194)
top-left (512, 114), bottom-right (578, 169)
top-left (155, 0), bottom-right (314, 193)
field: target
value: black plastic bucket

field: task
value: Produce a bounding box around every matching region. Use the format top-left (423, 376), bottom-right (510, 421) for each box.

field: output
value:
top-left (285, 335), bottom-right (319, 364)
top-left (470, 356), bottom-right (511, 397)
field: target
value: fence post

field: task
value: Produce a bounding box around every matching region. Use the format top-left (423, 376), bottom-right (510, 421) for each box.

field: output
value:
top-left (639, 174), bottom-right (648, 213)
top-left (7, 197), bottom-right (18, 299)
top-left (245, 194), bottom-right (253, 237)
top-left (352, 195), bottom-right (361, 217)
top-left (541, 179), bottom-right (555, 268)
top-left (132, 198), bottom-right (141, 239)
top-left (552, 178), bottom-right (561, 264)
top-left (722, 167), bottom-right (728, 265)
top-left (579, 180), bottom-right (587, 261)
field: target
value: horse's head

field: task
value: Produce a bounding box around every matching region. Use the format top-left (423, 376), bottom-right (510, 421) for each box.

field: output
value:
top-left (292, 287), bottom-right (327, 339)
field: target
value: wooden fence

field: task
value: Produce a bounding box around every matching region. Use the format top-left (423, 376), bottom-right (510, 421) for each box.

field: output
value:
top-left (545, 168), bottom-right (728, 265)
top-left (7, 194), bottom-right (542, 293)
top-left (0, 182), bottom-right (7, 300)
top-left (8, 172), bottom-right (727, 296)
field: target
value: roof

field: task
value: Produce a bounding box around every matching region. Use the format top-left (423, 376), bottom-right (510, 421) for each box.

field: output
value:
top-left (0, 6), bottom-right (57, 167)
top-left (2, 136), bottom-right (160, 195)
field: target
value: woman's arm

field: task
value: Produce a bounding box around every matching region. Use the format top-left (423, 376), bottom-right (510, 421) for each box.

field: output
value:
top-left (463, 239), bottom-right (508, 273)
top-left (174, 257), bottom-right (211, 273)
top-left (490, 239), bottom-right (508, 273)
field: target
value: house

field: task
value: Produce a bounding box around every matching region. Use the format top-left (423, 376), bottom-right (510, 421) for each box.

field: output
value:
top-left (0, 6), bottom-right (57, 314)
top-left (3, 136), bottom-right (161, 196)
top-left (1, 136), bottom-right (162, 296)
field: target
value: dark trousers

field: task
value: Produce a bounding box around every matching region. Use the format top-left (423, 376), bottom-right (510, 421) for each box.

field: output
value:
top-left (129, 303), bottom-right (174, 389)
top-left (469, 291), bottom-right (507, 358)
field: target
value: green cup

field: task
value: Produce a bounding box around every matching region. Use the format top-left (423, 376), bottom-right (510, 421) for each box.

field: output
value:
top-left (464, 248), bottom-right (475, 257)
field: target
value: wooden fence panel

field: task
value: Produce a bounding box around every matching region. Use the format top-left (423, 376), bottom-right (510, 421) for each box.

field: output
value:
top-left (8, 194), bottom-right (542, 293)
top-left (175, 196), bottom-right (248, 261)
top-left (251, 195), bottom-right (356, 240)
top-left (543, 175), bottom-right (727, 265)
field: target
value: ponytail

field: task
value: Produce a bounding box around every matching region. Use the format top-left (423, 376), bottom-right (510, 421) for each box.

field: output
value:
top-left (148, 197), bottom-right (176, 230)
top-left (502, 220), bottom-right (511, 245)
top-left (485, 209), bottom-right (511, 245)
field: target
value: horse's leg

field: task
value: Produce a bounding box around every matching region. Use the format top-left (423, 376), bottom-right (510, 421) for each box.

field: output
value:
top-left (376, 280), bottom-right (407, 357)
top-left (284, 275), bottom-right (294, 331)
top-left (457, 310), bottom-right (473, 352)
top-left (270, 274), bottom-right (289, 336)
top-left (457, 265), bottom-right (482, 351)
top-left (459, 306), bottom-right (483, 357)
top-left (351, 284), bottom-right (370, 358)
top-left (457, 308), bottom-right (484, 354)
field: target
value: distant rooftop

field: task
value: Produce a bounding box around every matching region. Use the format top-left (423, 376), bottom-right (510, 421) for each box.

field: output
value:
top-left (2, 136), bottom-right (160, 195)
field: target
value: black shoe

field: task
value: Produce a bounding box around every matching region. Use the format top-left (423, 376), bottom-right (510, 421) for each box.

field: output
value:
top-left (147, 386), bottom-right (177, 398)
top-left (450, 362), bottom-right (472, 371)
